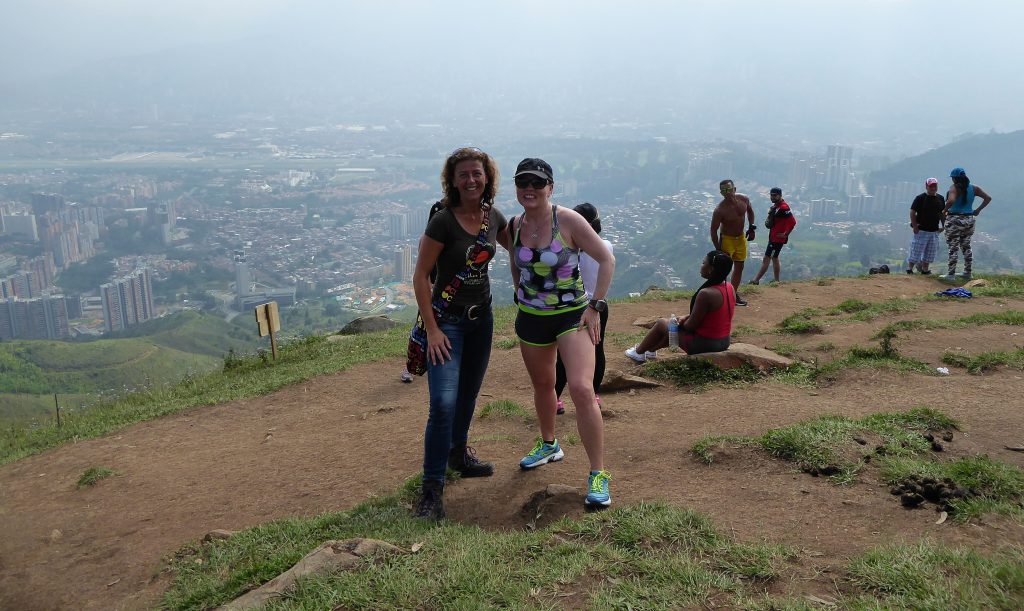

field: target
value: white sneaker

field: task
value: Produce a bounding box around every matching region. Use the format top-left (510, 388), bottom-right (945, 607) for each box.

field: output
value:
top-left (645, 350), bottom-right (658, 360)
top-left (625, 345), bottom-right (647, 363)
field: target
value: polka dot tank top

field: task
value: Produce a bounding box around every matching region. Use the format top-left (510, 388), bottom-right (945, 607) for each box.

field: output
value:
top-left (513, 206), bottom-right (588, 313)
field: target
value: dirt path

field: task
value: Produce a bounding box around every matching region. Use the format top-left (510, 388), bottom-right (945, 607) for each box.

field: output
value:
top-left (2, 276), bottom-right (1023, 610)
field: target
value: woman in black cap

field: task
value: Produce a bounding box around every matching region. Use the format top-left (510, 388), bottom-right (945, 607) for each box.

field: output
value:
top-left (507, 158), bottom-right (617, 508)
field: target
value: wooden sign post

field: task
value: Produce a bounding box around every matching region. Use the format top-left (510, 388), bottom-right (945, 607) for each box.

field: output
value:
top-left (254, 301), bottom-right (281, 360)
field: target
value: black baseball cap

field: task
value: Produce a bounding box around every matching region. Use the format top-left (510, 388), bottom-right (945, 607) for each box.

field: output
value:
top-left (514, 158), bottom-right (553, 182)
top-left (770, 187), bottom-right (783, 195)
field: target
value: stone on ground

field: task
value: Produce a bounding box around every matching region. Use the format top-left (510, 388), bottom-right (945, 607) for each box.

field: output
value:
top-left (219, 538), bottom-right (405, 610)
top-left (656, 343), bottom-right (794, 371)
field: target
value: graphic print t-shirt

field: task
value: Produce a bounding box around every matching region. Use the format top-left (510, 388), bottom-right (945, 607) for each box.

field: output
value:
top-left (425, 206), bottom-right (507, 306)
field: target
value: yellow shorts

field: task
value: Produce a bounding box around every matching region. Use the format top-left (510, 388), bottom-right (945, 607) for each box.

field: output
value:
top-left (720, 234), bottom-right (748, 262)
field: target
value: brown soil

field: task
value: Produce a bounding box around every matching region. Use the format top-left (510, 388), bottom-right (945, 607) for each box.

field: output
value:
top-left (2, 276), bottom-right (1023, 610)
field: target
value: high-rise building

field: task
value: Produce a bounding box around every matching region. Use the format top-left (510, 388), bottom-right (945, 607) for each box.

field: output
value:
top-left (0, 212), bottom-right (39, 241)
top-left (234, 250), bottom-right (253, 297)
top-left (0, 295), bottom-right (70, 340)
top-left (393, 245), bottom-right (413, 282)
top-left (389, 212), bottom-right (409, 240)
top-left (30, 192), bottom-right (65, 216)
top-left (408, 204), bottom-right (430, 237)
top-left (100, 268), bottom-right (155, 332)
top-left (809, 198), bottom-right (840, 222)
top-left (824, 145), bottom-right (853, 190)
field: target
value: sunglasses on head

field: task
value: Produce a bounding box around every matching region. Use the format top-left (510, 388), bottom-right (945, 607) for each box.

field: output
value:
top-left (515, 176), bottom-right (550, 189)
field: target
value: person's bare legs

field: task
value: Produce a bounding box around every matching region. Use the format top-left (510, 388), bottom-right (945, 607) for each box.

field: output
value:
top-left (731, 261), bottom-right (745, 291)
top-left (636, 319), bottom-right (670, 354)
top-left (557, 329), bottom-right (604, 471)
top-left (772, 256), bottom-right (781, 282)
top-left (520, 342), bottom-right (559, 443)
top-left (752, 256), bottom-right (771, 284)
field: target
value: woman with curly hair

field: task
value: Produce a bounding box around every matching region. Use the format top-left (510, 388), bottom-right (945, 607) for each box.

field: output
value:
top-left (411, 147), bottom-right (510, 521)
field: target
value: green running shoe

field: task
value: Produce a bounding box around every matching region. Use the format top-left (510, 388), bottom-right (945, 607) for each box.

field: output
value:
top-left (519, 439), bottom-right (564, 469)
top-left (585, 470), bottom-right (612, 507)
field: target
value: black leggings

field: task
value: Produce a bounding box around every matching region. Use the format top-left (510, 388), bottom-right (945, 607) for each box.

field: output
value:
top-left (555, 306), bottom-right (608, 397)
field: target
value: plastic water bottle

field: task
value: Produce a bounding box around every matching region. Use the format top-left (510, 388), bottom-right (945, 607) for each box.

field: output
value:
top-left (668, 315), bottom-right (679, 350)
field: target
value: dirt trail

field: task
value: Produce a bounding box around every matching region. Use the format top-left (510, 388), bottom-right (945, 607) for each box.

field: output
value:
top-left (2, 276), bottom-right (1023, 610)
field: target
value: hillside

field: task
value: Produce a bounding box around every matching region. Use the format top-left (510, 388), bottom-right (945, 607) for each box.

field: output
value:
top-left (0, 311), bottom-right (260, 424)
top-left (869, 130), bottom-right (1024, 253)
top-left (1, 275), bottom-right (1023, 609)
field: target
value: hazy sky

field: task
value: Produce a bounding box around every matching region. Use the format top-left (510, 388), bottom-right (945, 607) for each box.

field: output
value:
top-left (2, 0), bottom-right (1022, 144)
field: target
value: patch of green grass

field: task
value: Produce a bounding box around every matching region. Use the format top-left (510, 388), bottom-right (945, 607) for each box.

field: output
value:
top-left (877, 454), bottom-right (1024, 523)
top-left (630, 288), bottom-right (692, 303)
top-left (691, 435), bottom-right (755, 464)
top-left (731, 324), bottom-right (759, 338)
top-left (778, 308), bottom-right (824, 334)
top-left (477, 399), bottom-right (529, 420)
top-left (494, 336), bottom-right (520, 350)
top-left (769, 341), bottom-right (798, 357)
top-left (816, 341), bottom-right (836, 352)
top-left (164, 499), bottom-right (796, 610)
top-left (829, 298), bottom-right (871, 314)
top-left (644, 358), bottom-right (763, 391)
top-left (816, 277), bottom-right (834, 286)
top-left (968, 274), bottom-right (1024, 298)
top-left (942, 347), bottom-right (1024, 374)
top-left (561, 433), bottom-right (581, 446)
top-left (812, 346), bottom-right (933, 384)
top-left (77, 466), bottom-right (116, 487)
top-left (844, 540), bottom-right (1024, 608)
top-left (608, 330), bottom-right (647, 347)
top-left (757, 408), bottom-right (959, 484)
top-left (828, 297), bottom-right (919, 322)
top-left (877, 310), bottom-right (1024, 337)
top-left (0, 330), bottom-right (410, 465)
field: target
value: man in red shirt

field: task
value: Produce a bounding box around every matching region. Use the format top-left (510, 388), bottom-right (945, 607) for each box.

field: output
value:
top-left (750, 187), bottom-right (797, 285)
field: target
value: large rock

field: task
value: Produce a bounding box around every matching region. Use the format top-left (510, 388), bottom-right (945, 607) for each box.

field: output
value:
top-left (656, 342), bottom-right (794, 371)
top-left (600, 369), bottom-right (664, 391)
top-left (339, 315), bottom-right (403, 335)
top-left (219, 538), bottom-right (405, 610)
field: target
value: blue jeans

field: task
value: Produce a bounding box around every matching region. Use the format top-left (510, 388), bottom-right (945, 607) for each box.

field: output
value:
top-left (423, 308), bottom-right (493, 483)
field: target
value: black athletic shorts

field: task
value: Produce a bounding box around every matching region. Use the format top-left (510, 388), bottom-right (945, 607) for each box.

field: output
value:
top-left (515, 306), bottom-right (587, 347)
top-left (765, 242), bottom-right (785, 258)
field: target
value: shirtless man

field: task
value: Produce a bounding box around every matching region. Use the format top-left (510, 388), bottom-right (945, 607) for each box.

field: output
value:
top-left (710, 179), bottom-right (755, 306)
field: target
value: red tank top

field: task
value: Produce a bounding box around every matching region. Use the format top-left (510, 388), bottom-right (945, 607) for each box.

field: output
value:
top-left (697, 283), bottom-right (735, 339)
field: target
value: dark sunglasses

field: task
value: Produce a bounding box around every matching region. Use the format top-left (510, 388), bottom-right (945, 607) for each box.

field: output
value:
top-left (515, 176), bottom-right (550, 189)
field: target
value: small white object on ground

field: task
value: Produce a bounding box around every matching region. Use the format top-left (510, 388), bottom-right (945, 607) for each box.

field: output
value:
top-left (936, 367), bottom-right (950, 375)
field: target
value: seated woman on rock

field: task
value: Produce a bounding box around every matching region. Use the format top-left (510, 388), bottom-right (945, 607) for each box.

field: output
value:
top-left (626, 250), bottom-right (735, 362)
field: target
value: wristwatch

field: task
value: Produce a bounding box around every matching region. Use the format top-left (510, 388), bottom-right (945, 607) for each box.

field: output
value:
top-left (588, 299), bottom-right (608, 313)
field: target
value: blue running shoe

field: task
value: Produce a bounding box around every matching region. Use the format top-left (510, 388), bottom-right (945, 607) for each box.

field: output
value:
top-left (519, 439), bottom-right (564, 469)
top-left (585, 470), bottom-right (612, 507)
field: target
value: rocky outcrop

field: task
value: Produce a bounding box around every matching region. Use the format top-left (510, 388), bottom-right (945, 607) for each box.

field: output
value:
top-left (219, 538), bottom-right (406, 610)
top-left (600, 369), bottom-right (664, 391)
top-left (655, 343), bottom-right (794, 371)
top-left (338, 316), bottom-right (403, 335)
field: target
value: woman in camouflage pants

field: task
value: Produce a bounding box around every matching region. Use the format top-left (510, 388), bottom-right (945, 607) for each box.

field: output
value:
top-left (943, 167), bottom-right (992, 279)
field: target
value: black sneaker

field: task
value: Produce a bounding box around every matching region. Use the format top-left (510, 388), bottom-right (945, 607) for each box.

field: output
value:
top-left (448, 445), bottom-right (494, 478)
top-left (735, 296), bottom-right (748, 306)
top-left (906, 269), bottom-right (914, 275)
top-left (413, 480), bottom-right (445, 521)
